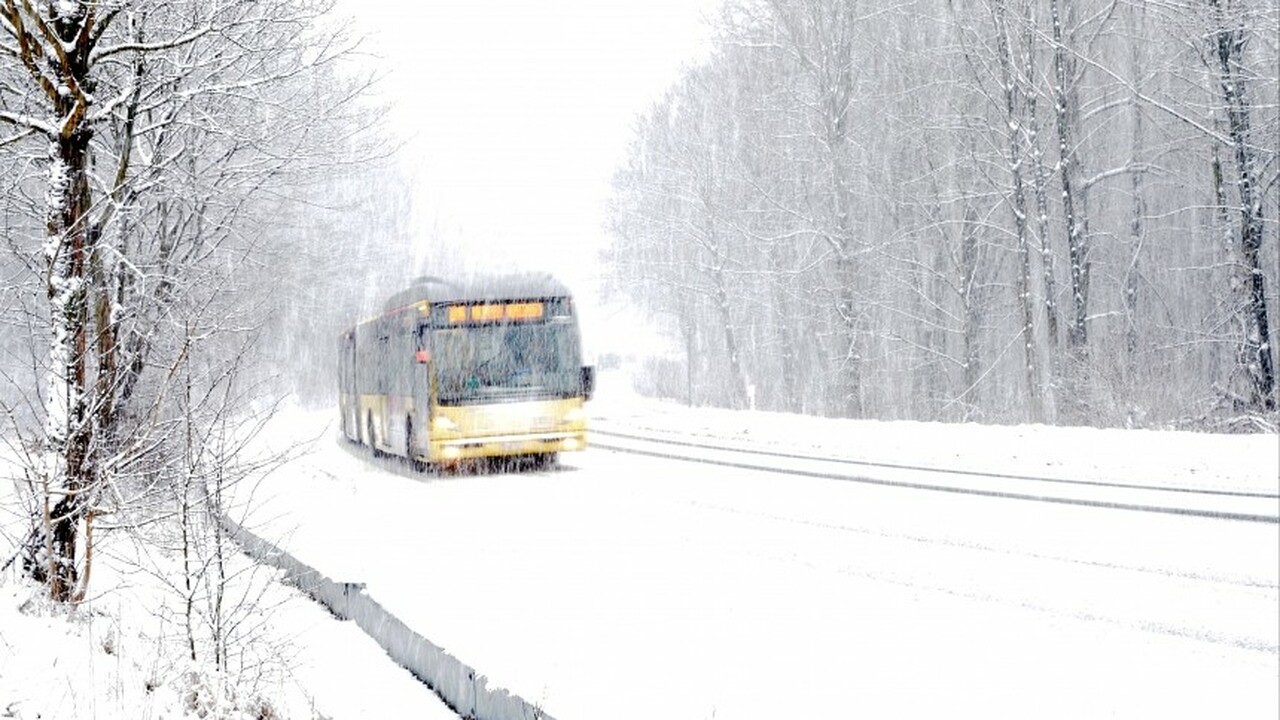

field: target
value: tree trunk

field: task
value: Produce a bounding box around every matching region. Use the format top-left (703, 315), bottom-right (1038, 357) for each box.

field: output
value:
top-left (994, 0), bottom-right (1042, 422)
top-left (961, 206), bottom-right (982, 416)
top-left (1123, 2), bottom-right (1147, 373)
top-left (1209, 0), bottom-right (1275, 411)
top-left (836, 253), bottom-right (864, 418)
top-left (1023, 0), bottom-right (1059, 422)
top-left (1049, 0), bottom-right (1089, 356)
top-left (44, 116), bottom-right (96, 605)
top-left (770, 245), bottom-right (802, 412)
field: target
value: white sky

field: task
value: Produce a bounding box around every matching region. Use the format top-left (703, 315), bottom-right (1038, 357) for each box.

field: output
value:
top-left (338, 0), bottom-right (721, 293)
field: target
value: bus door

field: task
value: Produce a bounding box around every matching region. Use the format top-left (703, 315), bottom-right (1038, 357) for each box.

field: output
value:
top-left (409, 322), bottom-right (434, 457)
top-left (338, 331), bottom-right (357, 439)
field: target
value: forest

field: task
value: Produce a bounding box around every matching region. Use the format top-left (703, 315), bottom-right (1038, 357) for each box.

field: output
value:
top-left (606, 0), bottom-right (1278, 430)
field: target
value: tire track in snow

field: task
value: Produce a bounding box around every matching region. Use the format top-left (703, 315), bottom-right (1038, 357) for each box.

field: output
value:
top-left (590, 430), bottom-right (1280, 524)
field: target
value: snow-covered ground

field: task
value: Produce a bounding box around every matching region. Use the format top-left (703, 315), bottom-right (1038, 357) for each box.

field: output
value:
top-left (0, 565), bottom-right (458, 720)
top-left (239, 374), bottom-right (1279, 718)
top-left (0, 451), bottom-right (458, 718)
top-left (3, 371), bottom-right (1278, 718)
top-left (591, 381), bottom-right (1275, 495)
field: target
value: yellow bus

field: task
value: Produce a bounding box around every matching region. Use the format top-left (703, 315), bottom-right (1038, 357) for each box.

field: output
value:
top-left (338, 274), bottom-right (594, 468)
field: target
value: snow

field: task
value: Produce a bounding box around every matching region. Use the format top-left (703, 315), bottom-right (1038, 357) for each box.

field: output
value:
top-left (44, 154), bottom-right (68, 219)
top-left (2, 372), bottom-right (1278, 718)
top-left (0, 452), bottom-right (458, 719)
top-left (591, 389), bottom-right (1274, 494)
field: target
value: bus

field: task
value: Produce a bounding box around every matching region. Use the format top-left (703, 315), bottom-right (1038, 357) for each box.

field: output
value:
top-left (338, 273), bottom-right (594, 468)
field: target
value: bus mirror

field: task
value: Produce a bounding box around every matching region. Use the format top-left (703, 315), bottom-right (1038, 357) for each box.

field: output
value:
top-left (580, 365), bottom-right (596, 401)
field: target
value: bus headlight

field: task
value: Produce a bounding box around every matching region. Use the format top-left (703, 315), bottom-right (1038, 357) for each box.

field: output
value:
top-left (563, 407), bottom-right (586, 425)
top-left (432, 416), bottom-right (459, 433)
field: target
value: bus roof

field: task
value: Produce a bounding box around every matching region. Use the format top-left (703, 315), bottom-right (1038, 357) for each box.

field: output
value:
top-left (381, 273), bottom-right (573, 314)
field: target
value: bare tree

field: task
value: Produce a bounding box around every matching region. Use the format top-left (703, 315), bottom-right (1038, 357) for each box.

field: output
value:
top-left (1, 0), bottom-right (384, 602)
top-left (605, 0), bottom-right (1275, 429)
top-left (1205, 0), bottom-right (1276, 413)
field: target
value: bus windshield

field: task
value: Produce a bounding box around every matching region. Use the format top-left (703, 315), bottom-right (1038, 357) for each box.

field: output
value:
top-left (433, 320), bottom-right (582, 404)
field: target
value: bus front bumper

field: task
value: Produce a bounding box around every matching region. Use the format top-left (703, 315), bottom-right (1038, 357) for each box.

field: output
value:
top-left (430, 432), bottom-right (587, 462)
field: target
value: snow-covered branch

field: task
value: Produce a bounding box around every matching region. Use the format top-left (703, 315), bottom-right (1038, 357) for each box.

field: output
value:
top-left (89, 21), bottom-right (213, 64)
top-left (0, 108), bottom-right (54, 135)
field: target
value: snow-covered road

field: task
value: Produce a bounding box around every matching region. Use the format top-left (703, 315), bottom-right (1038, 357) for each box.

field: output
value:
top-left (239, 392), bottom-right (1279, 720)
top-left (589, 427), bottom-right (1279, 522)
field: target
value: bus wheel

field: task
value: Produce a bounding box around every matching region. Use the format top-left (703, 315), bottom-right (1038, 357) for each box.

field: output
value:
top-left (406, 418), bottom-right (424, 472)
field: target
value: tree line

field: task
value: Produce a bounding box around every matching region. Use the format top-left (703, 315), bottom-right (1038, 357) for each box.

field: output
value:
top-left (1, 0), bottom-right (412, 703)
top-left (606, 0), bottom-right (1277, 431)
